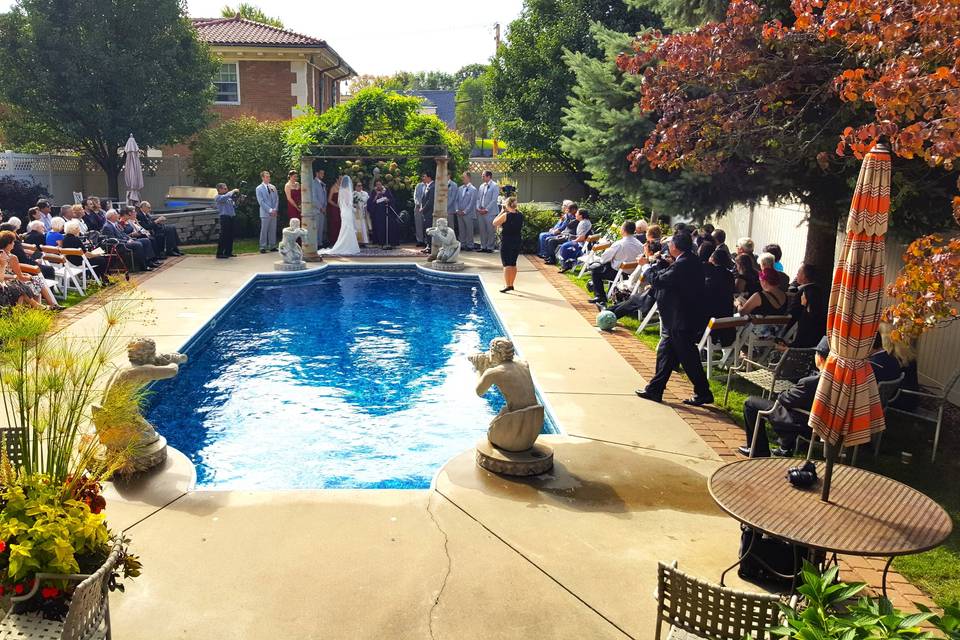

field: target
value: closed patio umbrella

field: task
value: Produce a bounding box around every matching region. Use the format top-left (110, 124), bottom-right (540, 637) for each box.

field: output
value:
top-left (124, 134), bottom-right (144, 203)
top-left (808, 143), bottom-right (891, 502)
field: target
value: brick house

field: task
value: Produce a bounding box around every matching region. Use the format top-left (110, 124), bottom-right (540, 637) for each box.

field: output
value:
top-left (192, 17), bottom-right (356, 121)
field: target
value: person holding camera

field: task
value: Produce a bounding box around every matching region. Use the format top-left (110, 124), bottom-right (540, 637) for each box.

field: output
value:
top-left (635, 232), bottom-right (713, 406)
top-left (215, 183), bottom-right (240, 259)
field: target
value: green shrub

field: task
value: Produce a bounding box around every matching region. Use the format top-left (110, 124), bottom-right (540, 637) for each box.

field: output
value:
top-left (519, 203), bottom-right (560, 254)
top-left (581, 196), bottom-right (646, 238)
top-left (189, 117), bottom-right (290, 237)
top-left (0, 176), bottom-right (50, 218)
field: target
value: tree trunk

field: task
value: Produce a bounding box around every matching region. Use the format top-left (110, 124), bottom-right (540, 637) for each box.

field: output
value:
top-left (105, 166), bottom-right (121, 204)
top-left (803, 196), bottom-right (844, 286)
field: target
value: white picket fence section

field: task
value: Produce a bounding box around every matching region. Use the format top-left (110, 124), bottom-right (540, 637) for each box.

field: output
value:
top-left (0, 152), bottom-right (190, 207)
top-left (709, 198), bottom-right (960, 404)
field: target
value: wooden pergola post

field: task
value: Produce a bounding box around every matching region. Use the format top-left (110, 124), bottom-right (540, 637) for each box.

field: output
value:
top-left (300, 155), bottom-right (322, 261)
top-left (434, 155), bottom-right (450, 223)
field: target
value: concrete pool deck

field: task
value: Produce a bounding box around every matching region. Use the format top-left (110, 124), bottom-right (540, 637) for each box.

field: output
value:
top-left (74, 251), bottom-right (755, 639)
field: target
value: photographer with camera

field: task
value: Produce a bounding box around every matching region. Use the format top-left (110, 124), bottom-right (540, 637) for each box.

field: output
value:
top-left (215, 183), bottom-right (240, 259)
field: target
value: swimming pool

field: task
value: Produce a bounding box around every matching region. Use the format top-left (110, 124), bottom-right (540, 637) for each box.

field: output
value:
top-left (147, 264), bottom-right (557, 490)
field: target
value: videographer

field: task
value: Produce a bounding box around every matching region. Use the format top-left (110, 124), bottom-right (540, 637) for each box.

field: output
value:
top-left (635, 232), bottom-right (714, 406)
top-left (215, 183), bottom-right (239, 259)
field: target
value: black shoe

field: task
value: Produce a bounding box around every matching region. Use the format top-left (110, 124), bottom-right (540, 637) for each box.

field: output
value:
top-left (588, 297), bottom-right (607, 304)
top-left (228, 254), bottom-right (238, 257)
top-left (500, 286), bottom-right (514, 293)
top-left (682, 395), bottom-right (714, 407)
top-left (635, 389), bottom-right (662, 403)
top-left (481, 249), bottom-right (493, 253)
top-left (771, 447), bottom-right (794, 457)
top-left (270, 248), bottom-right (278, 252)
top-left (260, 249), bottom-right (267, 254)
top-left (143, 266), bottom-right (155, 272)
top-left (216, 255), bottom-right (228, 259)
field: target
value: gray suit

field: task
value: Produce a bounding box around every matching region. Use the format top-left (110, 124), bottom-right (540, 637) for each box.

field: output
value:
top-left (476, 179), bottom-right (499, 251)
top-left (456, 183), bottom-right (478, 250)
top-left (311, 177), bottom-right (328, 247)
top-left (256, 182), bottom-right (279, 250)
top-left (413, 181), bottom-right (427, 244)
top-left (446, 180), bottom-right (459, 239)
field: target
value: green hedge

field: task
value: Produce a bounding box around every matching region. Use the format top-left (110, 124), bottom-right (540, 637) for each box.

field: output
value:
top-left (519, 204), bottom-right (559, 254)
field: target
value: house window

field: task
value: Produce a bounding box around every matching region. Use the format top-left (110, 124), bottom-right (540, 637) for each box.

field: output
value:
top-left (214, 63), bottom-right (240, 104)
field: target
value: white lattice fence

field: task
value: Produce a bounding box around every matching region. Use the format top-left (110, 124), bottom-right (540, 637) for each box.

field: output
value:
top-left (467, 157), bottom-right (586, 202)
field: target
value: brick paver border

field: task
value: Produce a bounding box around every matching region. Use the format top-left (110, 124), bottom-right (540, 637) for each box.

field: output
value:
top-left (529, 256), bottom-right (937, 612)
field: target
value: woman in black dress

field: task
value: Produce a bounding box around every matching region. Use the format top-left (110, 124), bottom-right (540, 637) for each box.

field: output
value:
top-left (492, 196), bottom-right (523, 293)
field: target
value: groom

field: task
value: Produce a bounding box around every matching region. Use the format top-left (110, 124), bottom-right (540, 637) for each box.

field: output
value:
top-left (256, 170), bottom-right (279, 253)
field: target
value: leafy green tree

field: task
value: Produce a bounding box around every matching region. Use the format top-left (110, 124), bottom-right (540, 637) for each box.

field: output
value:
top-left (349, 72), bottom-right (414, 93)
top-left (455, 78), bottom-right (488, 147)
top-left (410, 71), bottom-right (457, 91)
top-left (284, 88), bottom-right (469, 205)
top-left (0, 0), bottom-right (218, 200)
top-left (190, 117), bottom-right (289, 236)
top-left (484, 0), bottom-right (661, 177)
top-left (454, 64), bottom-right (488, 86)
top-left (221, 3), bottom-right (284, 28)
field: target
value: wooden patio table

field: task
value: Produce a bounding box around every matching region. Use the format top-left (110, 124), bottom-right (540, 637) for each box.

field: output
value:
top-left (709, 458), bottom-right (953, 595)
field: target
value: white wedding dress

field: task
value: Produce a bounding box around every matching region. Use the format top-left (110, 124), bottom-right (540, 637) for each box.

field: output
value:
top-left (322, 176), bottom-right (361, 255)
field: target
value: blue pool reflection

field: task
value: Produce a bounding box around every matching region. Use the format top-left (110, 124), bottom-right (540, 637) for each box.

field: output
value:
top-left (147, 265), bottom-right (556, 490)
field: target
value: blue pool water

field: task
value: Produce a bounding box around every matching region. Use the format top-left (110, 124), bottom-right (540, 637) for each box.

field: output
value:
top-left (147, 265), bottom-right (556, 490)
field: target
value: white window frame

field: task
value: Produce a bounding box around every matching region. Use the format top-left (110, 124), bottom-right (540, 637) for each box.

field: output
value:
top-left (214, 62), bottom-right (241, 105)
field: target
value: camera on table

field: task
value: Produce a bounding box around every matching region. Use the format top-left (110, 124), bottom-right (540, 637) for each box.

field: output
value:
top-left (786, 460), bottom-right (818, 488)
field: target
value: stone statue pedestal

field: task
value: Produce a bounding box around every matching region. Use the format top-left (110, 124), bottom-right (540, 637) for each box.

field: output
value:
top-left (426, 261), bottom-right (465, 272)
top-left (274, 260), bottom-right (306, 271)
top-left (122, 434), bottom-right (168, 475)
top-left (475, 439), bottom-right (554, 476)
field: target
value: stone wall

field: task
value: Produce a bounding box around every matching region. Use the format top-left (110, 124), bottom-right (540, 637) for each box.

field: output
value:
top-left (163, 208), bottom-right (220, 244)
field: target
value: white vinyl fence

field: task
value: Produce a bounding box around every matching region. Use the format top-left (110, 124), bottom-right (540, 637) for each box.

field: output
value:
top-left (0, 152), bottom-right (191, 208)
top-left (709, 198), bottom-right (960, 404)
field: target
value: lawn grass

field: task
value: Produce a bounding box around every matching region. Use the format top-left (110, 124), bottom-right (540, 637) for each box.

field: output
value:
top-left (563, 268), bottom-right (960, 607)
top-left (181, 238), bottom-right (262, 256)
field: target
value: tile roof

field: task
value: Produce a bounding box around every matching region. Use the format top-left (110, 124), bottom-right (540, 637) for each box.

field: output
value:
top-left (192, 17), bottom-right (326, 48)
top-left (407, 90), bottom-right (457, 129)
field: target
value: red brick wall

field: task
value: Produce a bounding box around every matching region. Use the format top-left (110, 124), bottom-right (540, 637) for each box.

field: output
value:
top-left (211, 60), bottom-right (295, 122)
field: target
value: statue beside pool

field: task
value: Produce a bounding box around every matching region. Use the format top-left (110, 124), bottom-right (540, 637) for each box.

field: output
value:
top-left (425, 218), bottom-right (464, 272)
top-left (275, 218), bottom-right (309, 271)
top-left (470, 338), bottom-right (553, 476)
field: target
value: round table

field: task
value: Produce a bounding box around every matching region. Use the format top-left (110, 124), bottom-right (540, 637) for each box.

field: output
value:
top-left (709, 458), bottom-right (953, 594)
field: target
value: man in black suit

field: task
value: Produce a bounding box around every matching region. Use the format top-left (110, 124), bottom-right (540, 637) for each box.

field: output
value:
top-left (100, 211), bottom-right (154, 271)
top-left (635, 232), bottom-right (714, 405)
top-left (82, 197), bottom-right (106, 232)
top-left (739, 336), bottom-right (830, 457)
top-left (419, 173), bottom-right (436, 255)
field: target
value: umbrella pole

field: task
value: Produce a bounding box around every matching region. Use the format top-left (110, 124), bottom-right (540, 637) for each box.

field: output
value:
top-left (821, 442), bottom-right (837, 502)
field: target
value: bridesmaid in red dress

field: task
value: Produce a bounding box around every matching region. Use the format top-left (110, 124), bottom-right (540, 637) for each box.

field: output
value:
top-left (284, 170), bottom-right (302, 220)
top-left (326, 176), bottom-right (342, 245)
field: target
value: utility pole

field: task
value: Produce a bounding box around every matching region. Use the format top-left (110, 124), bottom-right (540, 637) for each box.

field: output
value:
top-left (492, 22), bottom-right (501, 158)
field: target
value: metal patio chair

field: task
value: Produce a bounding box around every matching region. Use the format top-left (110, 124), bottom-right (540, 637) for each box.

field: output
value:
top-left (654, 561), bottom-right (787, 640)
top-left (885, 367), bottom-right (960, 462)
top-left (723, 347), bottom-right (817, 407)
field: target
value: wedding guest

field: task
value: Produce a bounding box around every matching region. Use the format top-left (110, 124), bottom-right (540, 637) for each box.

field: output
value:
top-left (0, 232), bottom-right (41, 309)
top-left (119, 208), bottom-right (160, 265)
top-left (413, 175), bottom-right (428, 247)
top-left (538, 200), bottom-right (574, 258)
top-left (704, 247), bottom-right (737, 343)
top-left (138, 201), bottom-right (182, 256)
top-left (764, 244), bottom-right (785, 272)
top-left (24, 220), bottom-right (46, 247)
top-left (557, 209), bottom-right (592, 272)
top-left (492, 196), bottom-right (523, 293)
top-left (369, 179), bottom-right (398, 249)
top-left (89, 198), bottom-right (108, 230)
top-left (311, 168), bottom-right (328, 248)
top-left (70, 205), bottom-right (88, 235)
top-left (2, 233), bottom-right (60, 308)
top-left (587, 220), bottom-right (643, 306)
top-left (783, 263), bottom-right (827, 348)
top-left (100, 210), bottom-right (153, 272)
top-left (734, 253), bottom-right (761, 296)
top-left (456, 172), bottom-right (478, 251)
top-left (419, 173), bottom-right (436, 255)
top-left (737, 268), bottom-right (788, 316)
top-left (63, 220), bottom-right (111, 284)
top-left (45, 217), bottom-right (65, 246)
top-left (446, 176), bottom-right (459, 239)
top-left (543, 204), bottom-right (581, 264)
top-left (712, 228), bottom-right (729, 253)
top-left (643, 224), bottom-right (663, 260)
top-left (476, 170), bottom-right (499, 253)
top-left (736, 237), bottom-right (758, 269)
top-left (284, 169), bottom-right (302, 220)
top-left (214, 183), bottom-right (239, 259)
top-left (353, 180), bottom-right (371, 246)
top-left (759, 252), bottom-right (789, 292)
top-left (256, 170), bottom-right (279, 253)
top-left (36, 200), bottom-right (54, 231)
top-left (60, 204), bottom-right (73, 221)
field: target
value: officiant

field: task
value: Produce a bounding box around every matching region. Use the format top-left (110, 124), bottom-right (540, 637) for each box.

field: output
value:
top-left (369, 179), bottom-right (398, 249)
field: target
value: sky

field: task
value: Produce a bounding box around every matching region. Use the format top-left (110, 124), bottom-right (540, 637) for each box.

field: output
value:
top-left (187, 0), bottom-right (526, 76)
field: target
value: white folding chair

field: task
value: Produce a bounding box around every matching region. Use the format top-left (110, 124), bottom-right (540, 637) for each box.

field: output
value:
top-left (17, 263), bottom-right (62, 299)
top-left (575, 233), bottom-right (605, 276)
top-left (41, 245), bottom-right (85, 299)
top-left (698, 316), bottom-right (752, 380)
top-left (638, 301), bottom-right (660, 334)
top-left (60, 246), bottom-right (102, 286)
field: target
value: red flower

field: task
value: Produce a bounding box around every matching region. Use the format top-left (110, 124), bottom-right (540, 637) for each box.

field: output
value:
top-left (41, 587), bottom-right (59, 599)
top-left (13, 583), bottom-right (24, 595)
top-left (0, 540), bottom-right (7, 553)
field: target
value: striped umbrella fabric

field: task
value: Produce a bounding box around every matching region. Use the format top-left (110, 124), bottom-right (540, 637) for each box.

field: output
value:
top-left (809, 144), bottom-right (891, 449)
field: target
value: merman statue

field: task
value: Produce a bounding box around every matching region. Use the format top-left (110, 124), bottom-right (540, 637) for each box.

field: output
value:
top-left (426, 218), bottom-right (461, 264)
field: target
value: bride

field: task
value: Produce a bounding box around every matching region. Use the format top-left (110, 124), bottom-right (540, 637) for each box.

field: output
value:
top-left (322, 175), bottom-right (361, 255)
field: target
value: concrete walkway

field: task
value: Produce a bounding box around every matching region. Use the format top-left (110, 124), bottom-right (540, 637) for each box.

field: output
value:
top-left (87, 252), bottom-right (752, 639)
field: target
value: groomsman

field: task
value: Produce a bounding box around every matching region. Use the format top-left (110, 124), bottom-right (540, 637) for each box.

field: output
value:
top-left (419, 173), bottom-right (436, 254)
top-left (311, 168), bottom-right (328, 248)
top-left (476, 170), bottom-right (499, 253)
top-left (413, 176), bottom-right (428, 247)
top-left (256, 170), bottom-right (279, 253)
top-left (446, 176), bottom-right (459, 239)
top-left (456, 172), bottom-right (478, 251)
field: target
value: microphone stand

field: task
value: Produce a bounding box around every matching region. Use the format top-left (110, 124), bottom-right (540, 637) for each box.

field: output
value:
top-left (384, 203), bottom-right (403, 249)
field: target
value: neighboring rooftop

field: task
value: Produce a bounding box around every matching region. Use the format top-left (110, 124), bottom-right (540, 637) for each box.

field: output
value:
top-left (407, 90), bottom-right (457, 129)
top-left (192, 16), bottom-right (356, 75)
